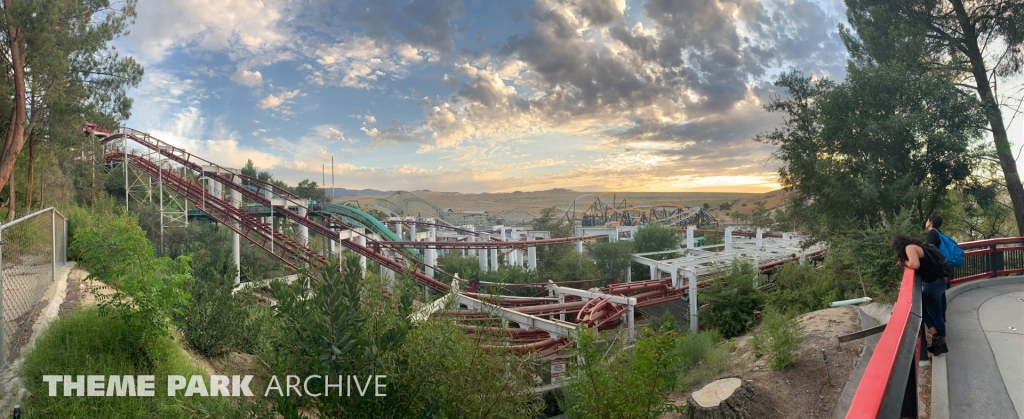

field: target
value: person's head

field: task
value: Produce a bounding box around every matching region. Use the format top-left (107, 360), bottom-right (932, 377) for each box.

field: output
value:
top-left (926, 214), bottom-right (943, 230)
top-left (891, 235), bottom-right (923, 263)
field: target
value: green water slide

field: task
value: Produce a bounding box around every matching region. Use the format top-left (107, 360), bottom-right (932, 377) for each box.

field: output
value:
top-left (320, 203), bottom-right (403, 242)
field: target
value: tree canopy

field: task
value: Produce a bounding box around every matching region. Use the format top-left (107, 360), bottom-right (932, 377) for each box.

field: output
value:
top-left (841, 0), bottom-right (1024, 234)
top-left (756, 64), bottom-right (993, 239)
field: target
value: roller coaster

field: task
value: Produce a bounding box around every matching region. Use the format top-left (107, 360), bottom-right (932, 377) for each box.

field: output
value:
top-left (88, 126), bottom-right (813, 357)
top-left (562, 194), bottom-right (718, 227)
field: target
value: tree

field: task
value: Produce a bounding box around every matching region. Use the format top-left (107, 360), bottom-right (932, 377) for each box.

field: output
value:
top-left (719, 202), bottom-right (732, 211)
top-left (750, 200), bottom-right (774, 229)
top-left (585, 239), bottom-right (633, 281)
top-left (0, 0), bottom-right (142, 214)
top-left (756, 66), bottom-right (991, 240)
top-left (293, 179), bottom-right (327, 200)
top-left (842, 0), bottom-right (1024, 235)
top-left (633, 223), bottom-right (679, 253)
top-left (531, 206), bottom-right (573, 275)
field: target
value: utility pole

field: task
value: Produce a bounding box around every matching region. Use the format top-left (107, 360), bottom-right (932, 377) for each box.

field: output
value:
top-left (331, 156), bottom-right (335, 202)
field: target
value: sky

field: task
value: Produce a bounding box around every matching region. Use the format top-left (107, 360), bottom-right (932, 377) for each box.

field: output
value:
top-left (114, 0), bottom-right (1022, 194)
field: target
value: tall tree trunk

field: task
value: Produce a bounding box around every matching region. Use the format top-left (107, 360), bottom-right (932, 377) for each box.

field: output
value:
top-left (6, 171), bottom-right (14, 222)
top-left (0, 3), bottom-right (28, 197)
top-left (24, 131), bottom-right (33, 211)
top-left (951, 0), bottom-right (1024, 236)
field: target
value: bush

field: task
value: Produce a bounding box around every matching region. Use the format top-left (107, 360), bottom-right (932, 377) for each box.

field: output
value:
top-left (766, 262), bottom-right (837, 316)
top-left (675, 331), bottom-right (733, 390)
top-left (700, 261), bottom-right (765, 338)
top-left (563, 326), bottom-right (682, 418)
top-left (175, 242), bottom-right (244, 358)
top-left (824, 211), bottom-right (921, 301)
top-left (20, 308), bottom-right (270, 419)
top-left (435, 253), bottom-right (480, 280)
top-left (70, 212), bottom-right (190, 366)
top-left (265, 257), bottom-right (542, 418)
top-left (750, 309), bottom-right (806, 370)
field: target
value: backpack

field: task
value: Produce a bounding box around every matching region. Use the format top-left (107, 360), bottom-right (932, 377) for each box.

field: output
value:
top-left (921, 245), bottom-right (954, 282)
top-left (937, 232), bottom-right (964, 268)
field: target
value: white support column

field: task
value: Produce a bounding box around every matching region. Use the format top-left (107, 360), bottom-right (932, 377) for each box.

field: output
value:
top-left (393, 220), bottom-right (402, 239)
top-left (528, 246), bottom-right (537, 270)
top-left (469, 235), bottom-right (477, 257)
top-left (297, 207), bottom-right (309, 246)
top-left (686, 270), bottom-right (698, 332)
top-left (627, 299), bottom-right (636, 342)
top-left (724, 226), bottom-right (733, 252)
top-left (230, 184), bottom-right (241, 285)
top-left (410, 222), bottom-right (417, 242)
top-left (650, 264), bottom-right (658, 280)
top-left (490, 247), bottom-right (499, 271)
top-left (625, 263), bottom-right (631, 282)
top-left (670, 268), bottom-right (678, 288)
top-left (500, 227), bottom-right (506, 241)
top-left (355, 233), bottom-right (366, 273)
top-left (337, 230), bottom-right (343, 266)
top-left (575, 240), bottom-right (583, 253)
top-left (426, 226), bottom-right (437, 276)
top-left (557, 291), bottom-right (566, 322)
top-left (479, 233), bottom-right (489, 271)
top-left (756, 228), bottom-right (763, 247)
top-left (686, 226), bottom-right (695, 249)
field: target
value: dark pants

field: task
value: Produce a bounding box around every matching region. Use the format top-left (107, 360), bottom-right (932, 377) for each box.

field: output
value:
top-left (921, 278), bottom-right (947, 337)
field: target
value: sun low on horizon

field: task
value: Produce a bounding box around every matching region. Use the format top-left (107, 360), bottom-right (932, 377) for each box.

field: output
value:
top-left (119, 0), bottom-right (849, 194)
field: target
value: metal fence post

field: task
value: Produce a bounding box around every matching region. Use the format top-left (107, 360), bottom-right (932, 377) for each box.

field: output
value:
top-left (0, 227), bottom-right (5, 369)
top-left (51, 209), bottom-right (56, 283)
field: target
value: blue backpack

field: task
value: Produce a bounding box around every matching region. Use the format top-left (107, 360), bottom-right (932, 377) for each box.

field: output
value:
top-left (937, 232), bottom-right (964, 268)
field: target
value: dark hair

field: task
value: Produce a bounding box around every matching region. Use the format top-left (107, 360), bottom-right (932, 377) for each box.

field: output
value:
top-left (927, 214), bottom-right (943, 230)
top-left (891, 235), bottom-right (923, 263)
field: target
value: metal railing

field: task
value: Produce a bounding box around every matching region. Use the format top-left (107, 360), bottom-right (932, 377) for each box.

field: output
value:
top-left (845, 236), bottom-right (1020, 418)
top-left (0, 207), bottom-right (67, 367)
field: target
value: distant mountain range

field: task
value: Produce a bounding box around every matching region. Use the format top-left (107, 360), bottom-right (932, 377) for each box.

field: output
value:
top-left (324, 188), bottom-right (392, 197)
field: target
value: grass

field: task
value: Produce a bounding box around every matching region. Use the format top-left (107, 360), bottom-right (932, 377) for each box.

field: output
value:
top-left (676, 331), bottom-right (735, 390)
top-left (18, 308), bottom-right (266, 419)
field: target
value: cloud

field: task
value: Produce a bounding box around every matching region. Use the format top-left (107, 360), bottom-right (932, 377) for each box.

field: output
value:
top-left (257, 89), bottom-right (300, 109)
top-left (118, 0), bottom-right (295, 66)
top-left (230, 67), bottom-right (263, 87)
top-left (363, 0), bottom-right (846, 167)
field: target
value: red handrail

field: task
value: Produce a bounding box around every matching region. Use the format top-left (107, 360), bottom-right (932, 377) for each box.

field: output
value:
top-left (846, 235), bottom-right (1024, 418)
top-left (846, 268), bottom-right (917, 418)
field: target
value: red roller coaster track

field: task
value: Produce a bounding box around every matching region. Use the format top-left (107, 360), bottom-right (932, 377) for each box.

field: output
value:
top-left (94, 127), bottom-right (823, 354)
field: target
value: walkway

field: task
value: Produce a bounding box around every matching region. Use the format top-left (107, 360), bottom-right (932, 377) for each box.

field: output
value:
top-left (945, 282), bottom-right (1024, 419)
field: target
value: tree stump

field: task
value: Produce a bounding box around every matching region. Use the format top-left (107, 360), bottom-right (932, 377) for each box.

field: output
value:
top-left (686, 377), bottom-right (773, 419)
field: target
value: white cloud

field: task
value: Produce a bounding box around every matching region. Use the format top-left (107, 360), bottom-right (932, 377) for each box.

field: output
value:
top-left (118, 0), bottom-right (293, 66)
top-left (230, 67), bottom-right (263, 87)
top-left (257, 89), bottom-right (300, 109)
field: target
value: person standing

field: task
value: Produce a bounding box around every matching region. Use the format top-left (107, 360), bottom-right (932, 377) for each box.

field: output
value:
top-left (891, 235), bottom-right (949, 355)
top-left (924, 214), bottom-right (950, 318)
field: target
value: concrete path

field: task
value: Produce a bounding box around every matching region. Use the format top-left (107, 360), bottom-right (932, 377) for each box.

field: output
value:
top-left (945, 282), bottom-right (1024, 419)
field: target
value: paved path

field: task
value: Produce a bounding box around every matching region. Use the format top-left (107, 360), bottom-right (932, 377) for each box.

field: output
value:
top-left (946, 283), bottom-right (1024, 419)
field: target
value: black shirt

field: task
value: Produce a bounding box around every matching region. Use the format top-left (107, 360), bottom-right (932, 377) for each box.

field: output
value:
top-left (926, 229), bottom-right (941, 248)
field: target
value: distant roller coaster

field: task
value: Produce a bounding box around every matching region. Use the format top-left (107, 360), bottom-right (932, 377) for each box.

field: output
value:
top-left (562, 194), bottom-right (717, 227)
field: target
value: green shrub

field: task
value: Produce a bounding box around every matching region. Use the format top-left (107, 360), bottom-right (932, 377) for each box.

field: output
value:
top-left (700, 261), bottom-right (765, 338)
top-left (175, 242), bottom-right (244, 358)
top-left (767, 262), bottom-right (838, 316)
top-left (266, 257), bottom-right (542, 418)
top-left (435, 253), bottom-right (480, 280)
top-left (750, 309), bottom-right (806, 370)
top-left (563, 326), bottom-right (682, 418)
top-left (20, 308), bottom-right (271, 419)
top-left (676, 331), bottom-right (734, 390)
top-left (70, 213), bottom-right (190, 366)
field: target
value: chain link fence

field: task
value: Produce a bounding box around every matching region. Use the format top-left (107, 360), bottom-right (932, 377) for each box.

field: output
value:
top-left (0, 208), bottom-right (67, 367)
